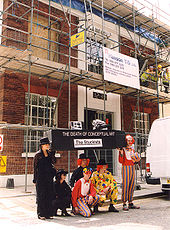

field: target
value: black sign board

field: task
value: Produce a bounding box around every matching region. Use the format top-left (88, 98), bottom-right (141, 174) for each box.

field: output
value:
top-left (47, 129), bottom-right (126, 151)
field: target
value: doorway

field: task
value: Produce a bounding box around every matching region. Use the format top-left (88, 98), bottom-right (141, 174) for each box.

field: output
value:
top-left (84, 109), bottom-right (115, 174)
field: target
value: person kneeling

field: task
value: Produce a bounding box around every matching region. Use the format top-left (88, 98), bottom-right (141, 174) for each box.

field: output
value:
top-left (52, 169), bottom-right (72, 216)
top-left (91, 159), bottom-right (119, 212)
top-left (72, 167), bottom-right (99, 218)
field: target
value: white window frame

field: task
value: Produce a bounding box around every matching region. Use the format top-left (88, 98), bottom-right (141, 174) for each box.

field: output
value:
top-left (23, 93), bottom-right (57, 155)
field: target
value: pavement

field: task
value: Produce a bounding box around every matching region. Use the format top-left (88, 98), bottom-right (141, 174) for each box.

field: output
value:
top-left (0, 179), bottom-right (165, 230)
top-left (0, 178), bottom-right (163, 201)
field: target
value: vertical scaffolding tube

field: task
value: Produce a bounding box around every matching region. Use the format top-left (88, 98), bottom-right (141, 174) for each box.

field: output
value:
top-left (25, 0), bottom-right (34, 192)
top-left (102, 0), bottom-right (106, 120)
top-left (152, 11), bottom-right (160, 118)
top-left (68, 0), bottom-right (72, 182)
top-left (48, 0), bottom-right (51, 60)
top-left (161, 102), bottom-right (164, 118)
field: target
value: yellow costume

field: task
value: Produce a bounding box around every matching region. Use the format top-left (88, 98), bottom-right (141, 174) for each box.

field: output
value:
top-left (91, 170), bottom-right (118, 205)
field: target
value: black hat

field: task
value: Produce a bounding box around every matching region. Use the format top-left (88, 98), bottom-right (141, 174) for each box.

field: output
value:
top-left (97, 159), bottom-right (107, 165)
top-left (78, 153), bottom-right (88, 159)
top-left (56, 169), bottom-right (68, 175)
top-left (40, 137), bottom-right (50, 146)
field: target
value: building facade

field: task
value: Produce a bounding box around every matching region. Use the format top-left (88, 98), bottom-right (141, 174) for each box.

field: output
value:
top-left (0, 0), bottom-right (169, 187)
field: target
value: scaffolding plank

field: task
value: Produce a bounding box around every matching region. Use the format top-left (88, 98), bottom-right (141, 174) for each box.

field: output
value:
top-left (0, 45), bottom-right (170, 103)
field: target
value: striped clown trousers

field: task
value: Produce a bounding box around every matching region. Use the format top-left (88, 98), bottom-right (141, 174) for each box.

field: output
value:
top-left (77, 195), bottom-right (99, 217)
top-left (121, 165), bottom-right (135, 203)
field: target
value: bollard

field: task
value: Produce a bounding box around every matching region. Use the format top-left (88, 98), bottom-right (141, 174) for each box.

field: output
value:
top-left (6, 178), bottom-right (14, 189)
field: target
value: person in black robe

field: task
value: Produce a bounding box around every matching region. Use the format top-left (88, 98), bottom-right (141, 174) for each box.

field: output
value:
top-left (33, 137), bottom-right (56, 220)
top-left (69, 153), bottom-right (90, 188)
top-left (52, 169), bottom-right (72, 216)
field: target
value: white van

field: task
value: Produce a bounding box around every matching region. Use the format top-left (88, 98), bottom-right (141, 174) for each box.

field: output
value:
top-left (146, 116), bottom-right (170, 197)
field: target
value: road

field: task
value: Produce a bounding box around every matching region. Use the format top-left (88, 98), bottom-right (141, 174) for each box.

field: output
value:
top-left (0, 194), bottom-right (170, 230)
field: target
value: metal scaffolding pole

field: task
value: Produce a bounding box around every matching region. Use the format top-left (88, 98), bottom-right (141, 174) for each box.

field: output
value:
top-left (68, 0), bottom-right (72, 183)
top-left (25, 0), bottom-right (34, 193)
top-left (0, 0), bottom-right (169, 182)
top-left (152, 11), bottom-right (160, 118)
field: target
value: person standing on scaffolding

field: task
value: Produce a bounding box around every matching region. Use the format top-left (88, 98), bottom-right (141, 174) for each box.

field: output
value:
top-left (157, 65), bottom-right (163, 78)
top-left (117, 135), bottom-right (140, 211)
top-left (162, 68), bottom-right (170, 93)
top-left (70, 153), bottom-right (90, 188)
top-left (140, 66), bottom-right (155, 87)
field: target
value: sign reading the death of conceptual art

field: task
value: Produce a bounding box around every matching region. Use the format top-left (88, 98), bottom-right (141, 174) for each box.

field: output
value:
top-left (103, 47), bottom-right (140, 89)
top-left (47, 129), bottom-right (126, 151)
top-left (0, 135), bottom-right (3, 152)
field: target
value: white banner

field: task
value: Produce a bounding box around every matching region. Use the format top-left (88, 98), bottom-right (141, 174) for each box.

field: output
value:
top-left (74, 139), bottom-right (103, 148)
top-left (103, 47), bottom-right (140, 89)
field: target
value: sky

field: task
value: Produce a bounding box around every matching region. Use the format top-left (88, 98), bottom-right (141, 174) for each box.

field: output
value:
top-left (128, 0), bottom-right (170, 25)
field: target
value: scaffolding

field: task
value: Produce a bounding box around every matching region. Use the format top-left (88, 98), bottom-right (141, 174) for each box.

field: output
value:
top-left (0, 0), bottom-right (170, 190)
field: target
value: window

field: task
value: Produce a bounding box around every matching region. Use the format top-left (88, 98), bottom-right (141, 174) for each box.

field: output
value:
top-left (28, 15), bottom-right (59, 62)
top-left (87, 38), bottom-right (105, 74)
top-left (133, 111), bottom-right (150, 153)
top-left (133, 111), bottom-right (150, 135)
top-left (24, 93), bottom-right (57, 153)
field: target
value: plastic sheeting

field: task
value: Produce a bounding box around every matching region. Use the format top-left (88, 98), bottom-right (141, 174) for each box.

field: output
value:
top-left (51, 0), bottom-right (163, 44)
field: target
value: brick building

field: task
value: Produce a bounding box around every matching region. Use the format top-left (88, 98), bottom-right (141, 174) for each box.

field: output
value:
top-left (0, 0), bottom-right (169, 187)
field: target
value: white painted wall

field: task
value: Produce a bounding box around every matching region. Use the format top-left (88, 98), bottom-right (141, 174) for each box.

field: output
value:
top-left (160, 103), bottom-right (170, 118)
top-left (0, 174), bottom-right (33, 188)
top-left (78, 86), bottom-right (122, 176)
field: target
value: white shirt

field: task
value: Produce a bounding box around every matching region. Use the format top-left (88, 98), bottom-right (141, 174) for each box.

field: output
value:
top-left (80, 178), bottom-right (90, 196)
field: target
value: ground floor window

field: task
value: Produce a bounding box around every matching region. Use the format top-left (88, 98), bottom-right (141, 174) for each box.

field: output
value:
top-left (133, 111), bottom-right (150, 153)
top-left (24, 93), bottom-right (57, 153)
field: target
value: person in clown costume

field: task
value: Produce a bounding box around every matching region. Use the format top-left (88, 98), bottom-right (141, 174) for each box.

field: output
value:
top-left (72, 167), bottom-right (99, 217)
top-left (91, 159), bottom-right (119, 212)
top-left (118, 134), bottom-right (140, 211)
top-left (70, 153), bottom-right (90, 188)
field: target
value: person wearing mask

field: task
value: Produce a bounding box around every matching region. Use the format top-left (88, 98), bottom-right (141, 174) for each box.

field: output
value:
top-left (33, 137), bottom-right (56, 220)
top-left (91, 159), bottom-right (119, 213)
top-left (118, 135), bottom-right (140, 211)
top-left (52, 169), bottom-right (72, 216)
top-left (70, 153), bottom-right (90, 188)
top-left (72, 167), bottom-right (99, 217)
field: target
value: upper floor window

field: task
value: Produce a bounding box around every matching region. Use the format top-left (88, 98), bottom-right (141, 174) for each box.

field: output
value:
top-left (87, 38), bottom-right (105, 74)
top-left (28, 15), bottom-right (59, 62)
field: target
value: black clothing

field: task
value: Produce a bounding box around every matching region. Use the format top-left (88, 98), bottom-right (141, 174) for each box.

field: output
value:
top-left (33, 149), bottom-right (56, 218)
top-left (69, 166), bottom-right (84, 188)
top-left (52, 180), bottom-right (71, 214)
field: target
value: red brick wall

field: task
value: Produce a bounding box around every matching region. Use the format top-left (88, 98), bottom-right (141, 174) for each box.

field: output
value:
top-left (1, 0), bottom-right (79, 175)
top-left (120, 36), bottom-right (155, 57)
top-left (0, 70), bottom-right (78, 175)
top-left (122, 95), bottom-right (159, 133)
top-left (0, 74), bottom-right (4, 121)
top-left (2, 0), bottom-right (78, 67)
